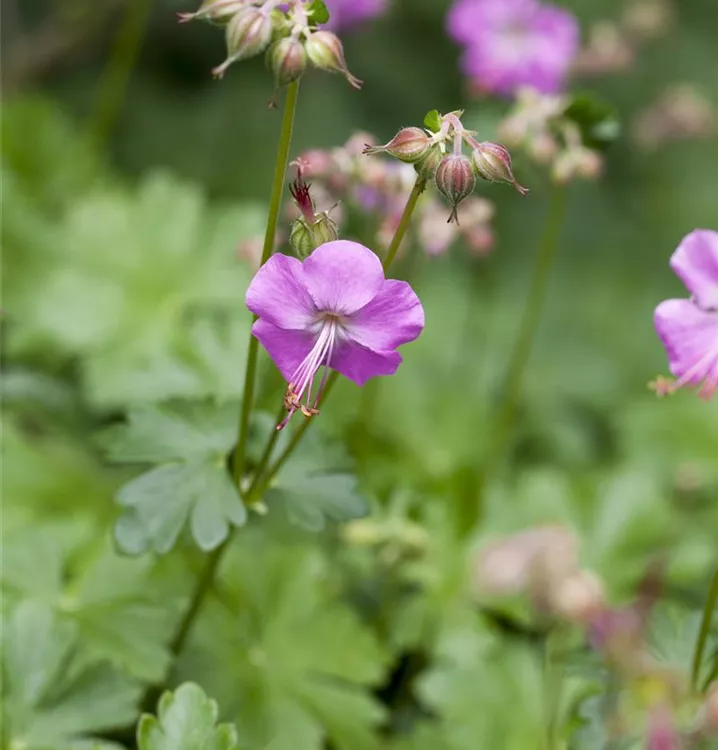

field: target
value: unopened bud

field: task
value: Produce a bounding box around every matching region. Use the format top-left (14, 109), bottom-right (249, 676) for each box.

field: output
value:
top-left (268, 37), bottom-right (306, 87)
top-left (435, 154), bottom-right (476, 224)
top-left (310, 213), bottom-right (339, 246)
top-left (212, 8), bottom-right (272, 79)
top-left (178, 0), bottom-right (249, 24)
top-left (472, 142), bottom-right (529, 195)
top-left (305, 30), bottom-right (363, 89)
top-left (363, 127), bottom-right (432, 164)
top-left (551, 570), bottom-right (605, 623)
top-left (415, 144), bottom-right (444, 179)
top-left (289, 219), bottom-right (315, 259)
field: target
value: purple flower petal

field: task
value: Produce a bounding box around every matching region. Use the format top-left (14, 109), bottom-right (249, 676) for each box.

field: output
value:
top-left (324, 0), bottom-right (387, 30)
top-left (251, 318), bottom-right (315, 381)
top-left (246, 253), bottom-right (317, 330)
top-left (345, 279), bottom-right (425, 351)
top-left (670, 229), bottom-right (718, 309)
top-left (302, 240), bottom-right (385, 315)
top-left (330, 340), bottom-right (402, 386)
top-left (654, 298), bottom-right (718, 387)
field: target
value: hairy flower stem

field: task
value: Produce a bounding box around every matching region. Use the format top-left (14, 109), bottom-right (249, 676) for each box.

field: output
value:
top-left (457, 187), bottom-right (567, 536)
top-left (88, 0), bottom-right (152, 151)
top-left (692, 562), bottom-right (718, 691)
top-left (232, 80), bottom-right (300, 492)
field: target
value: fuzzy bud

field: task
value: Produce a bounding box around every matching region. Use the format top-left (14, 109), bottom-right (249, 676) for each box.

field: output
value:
top-left (310, 213), bottom-right (339, 246)
top-left (363, 127), bottom-right (432, 164)
top-left (178, 0), bottom-right (249, 24)
top-left (305, 30), bottom-right (363, 89)
top-left (212, 8), bottom-right (272, 79)
top-left (268, 37), bottom-right (307, 87)
top-left (472, 142), bottom-right (529, 195)
top-left (289, 219), bottom-right (316, 259)
top-left (435, 153), bottom-right (476, 224)
top-left (415, 144), bottom-right (444, 179)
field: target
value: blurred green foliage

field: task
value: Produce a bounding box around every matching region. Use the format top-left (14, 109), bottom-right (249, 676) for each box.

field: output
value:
top-left (2, 0), bottom-right (718, 747)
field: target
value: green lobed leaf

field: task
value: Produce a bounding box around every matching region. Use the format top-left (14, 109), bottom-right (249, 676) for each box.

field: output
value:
top-left (423, 109), bottom-right (442, 133)
top-left (137, 683), bottom-right (239, 750)
top-left (562, 93), bottom-right (621, 152)
top-left (2, 599), bottom-right (141, 748)
top-left (105, 401), bottom-right (247, 554)
top-left (307, 0), bottom-right (330, 24)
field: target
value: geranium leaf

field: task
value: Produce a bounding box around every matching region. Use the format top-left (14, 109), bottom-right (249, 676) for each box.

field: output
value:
top-left (137, 683), bottom-right (239, 750)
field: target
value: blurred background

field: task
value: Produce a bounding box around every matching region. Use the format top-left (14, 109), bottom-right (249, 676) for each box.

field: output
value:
top-left (2, 0), bottom-right (718, 747)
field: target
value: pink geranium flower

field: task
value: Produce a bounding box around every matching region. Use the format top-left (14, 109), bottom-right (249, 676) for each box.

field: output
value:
top-left (446, 0), bottom-right (579, 96)
top-left (246, 240), bottom-right (424, 428)
top-left (654, 229), bottom-right (718, 399)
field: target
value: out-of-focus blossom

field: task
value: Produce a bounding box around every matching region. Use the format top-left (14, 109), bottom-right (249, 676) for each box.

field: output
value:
top-left (654, 229), bottom-right (718, 400)
top-left (245, 240), bottom-right (424, 428)
top-left (622, 0), bottom-right (673, 41)
top-left (446, 0), bottom-right (579, 96)
top-left (499, 87), bottom-right (604, 184)
top-left (574, 21), bottom-right (634, 76)
top-left (323, 0), bottom-right (388, 31)
top-left (633, 84), bottom-right (716, 151)
top-left (645, 705), bottom-right (683, 750)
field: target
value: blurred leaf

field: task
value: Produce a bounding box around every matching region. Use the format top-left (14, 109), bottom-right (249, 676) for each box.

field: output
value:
top-left (137, 683), bottom-right (239, 750)
top-left (563, 93), bottom-right (621, 152)
top-left (178, 532), bottom-right (389, 750)
top-left (104, 401), bottom-right (247, 554)
top-left (1, 599), bottom-right (141, 749)
top-left (6, 171), bottom-right (262, 406)
top-left (267, 445), bottom-right (369, 531)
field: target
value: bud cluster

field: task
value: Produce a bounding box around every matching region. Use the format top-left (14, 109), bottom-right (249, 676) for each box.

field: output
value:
top-left (498, 88), bottom-right (604, 184)
top-left (366, 110), bottom-right (527, 224)
top-left (235, 132), bottom-right (497, 267)
top-left (179, 0), bottom-right (361, 89)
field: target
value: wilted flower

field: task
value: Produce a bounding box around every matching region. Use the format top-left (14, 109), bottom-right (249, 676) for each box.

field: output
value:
top-left (446, 0), bottom-right (579, 96)
top-left (654, 229), bottom-right (718, 400)
top-left (245, 240), bottom-right (424, 428)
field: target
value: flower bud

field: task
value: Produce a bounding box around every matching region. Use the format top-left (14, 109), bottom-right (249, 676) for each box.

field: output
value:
top-left (212, 8), bottom-right (272, 79)
top-left (289, 219), bottom-right (316, 259)
top-left (305, 30), bottom-right (363, 89)
top-left (472, 142), bottom-right (528, 195)
top-left (268, 37), bottom-right (307, 88)
top-left (311, 213), bottom-right (339, 246)
top-left (363, 127), bottom-right (432, 164)
top-left (434, 154), bottom-right (476, 224)
top-left (178, 0), bottom-right (249, 24)
top-left (551, 570), bottom-right (605, 623)
top-left (415, 144), bottom-right (444, 178)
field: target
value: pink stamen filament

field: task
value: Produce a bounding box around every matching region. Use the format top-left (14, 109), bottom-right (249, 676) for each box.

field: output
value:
top-left (277, 316), bottom-right (341, 430)
top-left (671, 336), bottom-right (718, 398)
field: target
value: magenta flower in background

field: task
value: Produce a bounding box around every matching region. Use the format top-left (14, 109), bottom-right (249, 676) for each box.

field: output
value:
top-left (324, 0), bottom-right (387, 30)
top-left (447, 0), bottom-right (579, 96)
top-left (654, 229), bottom-right (718, 399)
top-left (246, 240), bottom-right (424, 428)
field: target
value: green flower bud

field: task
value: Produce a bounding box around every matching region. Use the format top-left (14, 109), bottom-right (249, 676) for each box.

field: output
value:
top-left (415, 143), bottom-right (444, 178)
top-left (363, 127), bottom-right (432, 164)
top-left (212, 8), bottom-right (272, 79)
top-left (268, 37), bottom-right (307, 88)
top-left (435, 153), bottom-right (476, 224)
top-left (311, 213), bottom-right (339, 246)
top-left (289, 218), bottom-right (316, 259)
top-left (305, 30), bottom-right (363, 89)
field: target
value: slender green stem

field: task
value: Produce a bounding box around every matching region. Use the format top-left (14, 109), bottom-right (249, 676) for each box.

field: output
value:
top-left (455, 187), bottom-right (567, 536)
top-left (383, 177), bottom-right (426, 270)
top-left (544, 628), bottom-right (564, 750)
top-left (232, 81), bottom-right (300, 490)
top-left (88, 0), bottom-right (153, 151)
top-left (692, 562), bottom-right (718, 691)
